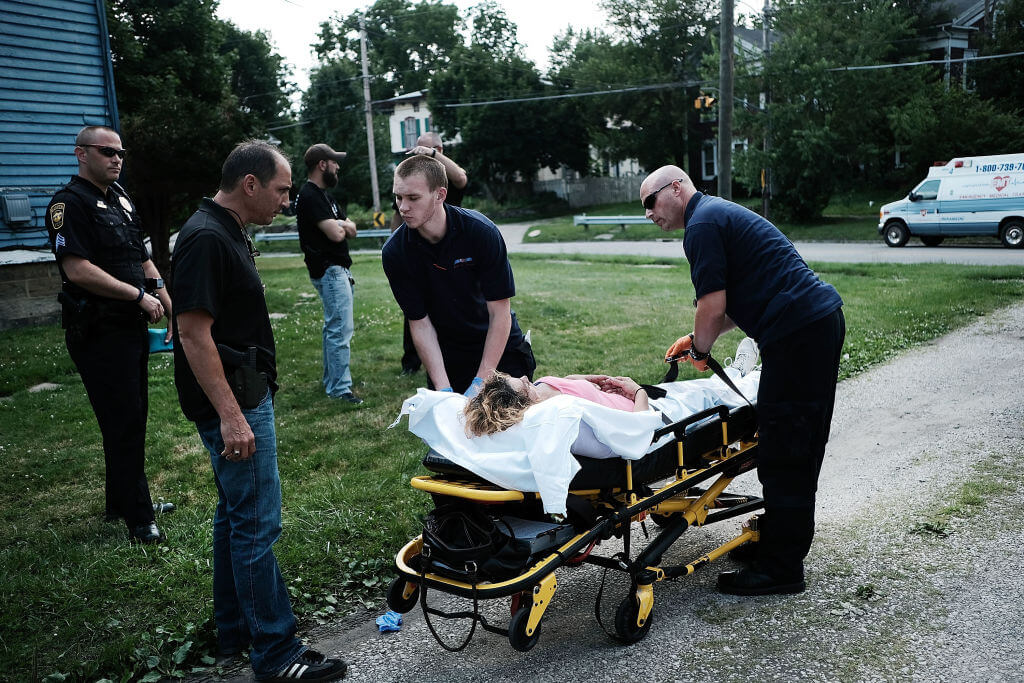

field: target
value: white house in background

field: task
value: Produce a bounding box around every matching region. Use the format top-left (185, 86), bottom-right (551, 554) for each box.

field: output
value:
top-left (379, 90), bottom-right (461, 154)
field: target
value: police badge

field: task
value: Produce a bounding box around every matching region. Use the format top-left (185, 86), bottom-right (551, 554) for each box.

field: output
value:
top-left (50, 202), bottom-right (65, 230)
top-left (119, 195), bottom-right (133, 213)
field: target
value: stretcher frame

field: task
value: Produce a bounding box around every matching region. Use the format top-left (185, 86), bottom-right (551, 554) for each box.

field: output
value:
top-left (386, 404), bottom-right (763, 651)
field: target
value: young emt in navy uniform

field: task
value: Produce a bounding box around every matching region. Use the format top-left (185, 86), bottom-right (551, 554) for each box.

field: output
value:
top-left (383, 155), bottom-right (535, 396)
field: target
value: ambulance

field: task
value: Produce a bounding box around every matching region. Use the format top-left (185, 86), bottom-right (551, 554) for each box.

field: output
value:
top-left (878, 153), bottom-right (1024, 248)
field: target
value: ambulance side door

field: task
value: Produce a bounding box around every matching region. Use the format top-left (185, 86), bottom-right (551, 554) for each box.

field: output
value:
top-left (906, 179), bottom-right (941, 235)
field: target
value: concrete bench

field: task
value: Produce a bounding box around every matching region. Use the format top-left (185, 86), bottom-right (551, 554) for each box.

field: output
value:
top-left (253, 228), bottom-right (392, 242)
top-left (573, 215), bottom-right (649, 231)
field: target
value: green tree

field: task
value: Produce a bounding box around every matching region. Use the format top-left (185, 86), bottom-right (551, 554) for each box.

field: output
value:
top-left (974, 0), bottom-right (1024, 114)
top-left (548, 0), bottom-right (716, 175)
top-left (107, 0), bottom-right (292, 274)
top-left (734, 0), bottom-right (935, 220)
top-left (428, 2), bottom-right (589, 197)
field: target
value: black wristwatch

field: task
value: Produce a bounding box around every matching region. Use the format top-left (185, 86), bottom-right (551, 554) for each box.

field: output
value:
top-left (145, 277), bottom-right (164, 291)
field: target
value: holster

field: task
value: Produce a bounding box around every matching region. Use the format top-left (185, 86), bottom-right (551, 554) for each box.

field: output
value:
top-left (218, 344), bottom-right (269, 409)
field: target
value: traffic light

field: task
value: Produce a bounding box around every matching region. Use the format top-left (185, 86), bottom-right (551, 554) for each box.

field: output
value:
top-left (693, 94), bottom-right (716, 109)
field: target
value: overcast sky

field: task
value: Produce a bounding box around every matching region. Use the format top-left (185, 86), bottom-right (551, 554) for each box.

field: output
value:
top-left (216, 0), bottom-right (764, 94)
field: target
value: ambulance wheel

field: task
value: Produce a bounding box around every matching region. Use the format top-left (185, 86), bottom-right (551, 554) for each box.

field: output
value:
top-left (508, 605), bottom-right (542, 652)
top-left (386, 576), bottom-right (419, 613)
top-left (920, 235), bottom-right (944, 247)
top-left (613, 594), bottom-right (653, 644)
top-left (1001, 220), bottom-right (1024, 249)
top-left (883, 221), bottom-right (909, 248)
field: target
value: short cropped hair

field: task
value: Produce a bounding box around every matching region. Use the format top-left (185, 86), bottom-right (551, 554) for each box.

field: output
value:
top-left (75, 126), bottom-right (119, 146)
top-left (416, 131), bottom-right (443, 148)
top-left (394, 154), bottom-right (448, 192)
top-left (219, 140), bottom-right (288, 192)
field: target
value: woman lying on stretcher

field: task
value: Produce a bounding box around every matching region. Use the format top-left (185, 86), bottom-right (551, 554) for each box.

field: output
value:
top-left (464, 338), bottom-right (760, 438)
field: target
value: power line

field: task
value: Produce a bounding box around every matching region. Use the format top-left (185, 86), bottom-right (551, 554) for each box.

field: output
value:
top-left (827, 50), bottom-right (1024, 71)
top-left (441, 80), bottom-right (708, 108)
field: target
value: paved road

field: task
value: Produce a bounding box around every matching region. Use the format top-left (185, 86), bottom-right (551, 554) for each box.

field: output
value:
top-left (498, 222), bottom-right (1024, 266)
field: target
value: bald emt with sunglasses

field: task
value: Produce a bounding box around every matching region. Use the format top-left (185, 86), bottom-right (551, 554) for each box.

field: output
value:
top-left (640, 167), bottom-right (844, 597)
top-left (46, 125), bottom-right (175, 545)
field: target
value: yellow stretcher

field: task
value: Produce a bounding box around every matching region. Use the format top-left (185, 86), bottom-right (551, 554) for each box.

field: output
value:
top-left (386, 403), bottom-right (763, 651)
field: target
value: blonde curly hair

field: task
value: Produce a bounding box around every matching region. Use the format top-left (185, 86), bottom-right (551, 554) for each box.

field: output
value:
top-left (462, 372), bottom-right (536, 437)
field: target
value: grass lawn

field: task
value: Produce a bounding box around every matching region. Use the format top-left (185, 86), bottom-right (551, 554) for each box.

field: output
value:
top-left (519, 188), bottom-right (1008, 246)
top-left (2, 254), bottom-right (1022, 680)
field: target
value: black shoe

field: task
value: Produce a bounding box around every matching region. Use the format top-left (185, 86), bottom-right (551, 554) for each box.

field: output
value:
top-left (129, 522), bottom-right (166, 544)
top-left (215, 643), bottom-right (249, 667)
top-left (729, 541), bottom-right (758, 564)
top-left (717, 566), bottom-right (805, 596)
top-left (265, 650), bottom-right (346, 681)
top-left (153, 501), bottom-right (176, 515)
top-left (336, 392), bottom-right (363, 405)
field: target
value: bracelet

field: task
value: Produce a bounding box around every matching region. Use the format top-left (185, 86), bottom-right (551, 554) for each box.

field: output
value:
top-left (689, 346), bottom-right (710, 361)
top-left (134, 286), bottom-right (145, 303)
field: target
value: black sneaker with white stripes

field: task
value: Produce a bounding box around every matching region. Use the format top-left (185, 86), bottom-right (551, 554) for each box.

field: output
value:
top-left (264, 650), bottom-right (346, 681)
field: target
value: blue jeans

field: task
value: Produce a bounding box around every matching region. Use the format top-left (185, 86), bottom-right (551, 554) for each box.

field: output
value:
top-left (196, 391), bottom-right (305, 678)
top-left (311, 265), bottom-right (354, 397)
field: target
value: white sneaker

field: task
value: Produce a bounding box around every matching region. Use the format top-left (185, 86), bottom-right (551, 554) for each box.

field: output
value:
top-left (731, 338), bottom-right (759, 377)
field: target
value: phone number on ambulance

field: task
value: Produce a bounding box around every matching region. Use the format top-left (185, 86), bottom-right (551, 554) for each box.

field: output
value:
top-left (977, 162), bottom-right (1024, 172)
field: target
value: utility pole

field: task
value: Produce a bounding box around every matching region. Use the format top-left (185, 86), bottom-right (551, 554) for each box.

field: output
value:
top-left (761, 0), bottom-right (772, 219)
top-left (359, 15), bottom-right (381, 213)
top-left (718, 0), bottom-right (734, 200)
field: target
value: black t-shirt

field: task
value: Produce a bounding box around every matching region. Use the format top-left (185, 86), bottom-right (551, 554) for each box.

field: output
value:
top-left (444, 181), bottom-right (465, 207)
top-left (296, 181), bottom-right (351, 278)
top-left (170, 198), bottom-right (277, 422)
top-left (47, 175), bottom-right (148, 318)
top-left (381, 204), bottom-right (524, 352)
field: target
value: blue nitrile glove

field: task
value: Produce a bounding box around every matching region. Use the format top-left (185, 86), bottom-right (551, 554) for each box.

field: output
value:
top-left (440, 387), bottom-right (454, 393)
top-left (376, 610), bottom-right (402, 632)
top-left (464, 377), bottom-right (484, 398)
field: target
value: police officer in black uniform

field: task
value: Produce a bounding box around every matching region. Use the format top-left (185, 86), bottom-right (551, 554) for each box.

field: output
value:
top-left (46, 125), bottom-right (175, 544)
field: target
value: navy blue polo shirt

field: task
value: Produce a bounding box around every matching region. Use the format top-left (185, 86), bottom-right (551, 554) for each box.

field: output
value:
top-left (683, 192), bottom-right (842, 345)
top-left (382, 204), bottom-right (524, 352)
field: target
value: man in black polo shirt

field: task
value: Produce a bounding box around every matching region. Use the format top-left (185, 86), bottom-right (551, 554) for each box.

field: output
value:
top-left (46, 125), bottom-right (174, 544)
top-left (383, 155), bottom-right (535, 396)
top-left (296, 143), bottom-right (361, 404)
top-left (171, 140), bottom-right (347, 682)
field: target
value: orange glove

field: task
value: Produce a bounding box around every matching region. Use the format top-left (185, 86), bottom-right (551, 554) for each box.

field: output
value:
top-left (684, 348), bottom-right (710, 372)
top-left (665, 334), bottom-right (694, 362)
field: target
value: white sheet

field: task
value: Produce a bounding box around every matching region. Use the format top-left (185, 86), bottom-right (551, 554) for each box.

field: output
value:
top-left (392, 369), bottom-right (759, 515)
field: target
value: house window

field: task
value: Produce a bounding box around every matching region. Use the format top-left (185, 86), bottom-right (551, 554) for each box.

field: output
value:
top-left (702, 142), bottom-right (717, 180)
top-left (402, 117), bottom-right (418, 149)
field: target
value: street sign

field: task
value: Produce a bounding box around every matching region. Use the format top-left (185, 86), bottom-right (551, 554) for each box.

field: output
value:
top-left (373, 211), bottom-right (386, 227)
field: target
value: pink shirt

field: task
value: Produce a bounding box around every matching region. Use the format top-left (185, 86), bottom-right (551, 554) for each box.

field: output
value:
top-left (536, 376), bottom-right (634, 411)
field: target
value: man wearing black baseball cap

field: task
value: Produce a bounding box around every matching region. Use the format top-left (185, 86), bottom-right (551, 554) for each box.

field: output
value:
top-left (296, 143), bottom-right (362, 404)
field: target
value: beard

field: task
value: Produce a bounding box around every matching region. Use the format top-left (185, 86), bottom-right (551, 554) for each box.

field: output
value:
top-left (323, 169), bottom-right (339, 187)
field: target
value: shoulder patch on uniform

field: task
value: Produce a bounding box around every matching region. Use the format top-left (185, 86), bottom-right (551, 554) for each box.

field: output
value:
top-left (49, 203), bottom-right (65, 231)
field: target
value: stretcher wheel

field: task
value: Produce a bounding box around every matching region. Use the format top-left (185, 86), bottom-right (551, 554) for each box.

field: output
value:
top-left (613, 595), bottom-right (653, 644)
top-left (651, 513), bottom-right (676, 528)
top-left (386, 576), bottom-right (419, 614)
top-left (508, 604), bottom-right (542, 652)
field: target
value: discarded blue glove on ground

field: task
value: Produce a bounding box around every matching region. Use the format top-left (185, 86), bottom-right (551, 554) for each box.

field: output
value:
top-left (376, 610), bottom-right (403, 632)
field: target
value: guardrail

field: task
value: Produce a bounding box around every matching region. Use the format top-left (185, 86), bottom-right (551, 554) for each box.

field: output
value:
top-left (572, 215), bottom-right (649, 231)
top-left (253, 228), bottom-right (392, 242)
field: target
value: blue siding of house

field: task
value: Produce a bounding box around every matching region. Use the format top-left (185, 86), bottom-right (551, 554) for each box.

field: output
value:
top-left (0, 0), bottom-right (119, 249)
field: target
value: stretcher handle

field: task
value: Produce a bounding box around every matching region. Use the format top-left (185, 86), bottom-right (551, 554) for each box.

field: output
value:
top-left (652, 404), bottom-right (730, 441)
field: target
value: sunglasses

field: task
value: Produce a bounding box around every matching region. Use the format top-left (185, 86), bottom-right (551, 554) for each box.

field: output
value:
top-left (642, 178), bottom-right (683, 211)
top-left (81, 144), bottom-right (127, 159)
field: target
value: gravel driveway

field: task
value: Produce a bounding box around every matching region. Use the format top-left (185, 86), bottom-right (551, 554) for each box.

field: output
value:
top-left (202, 301), bottom-right (1024, 683)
